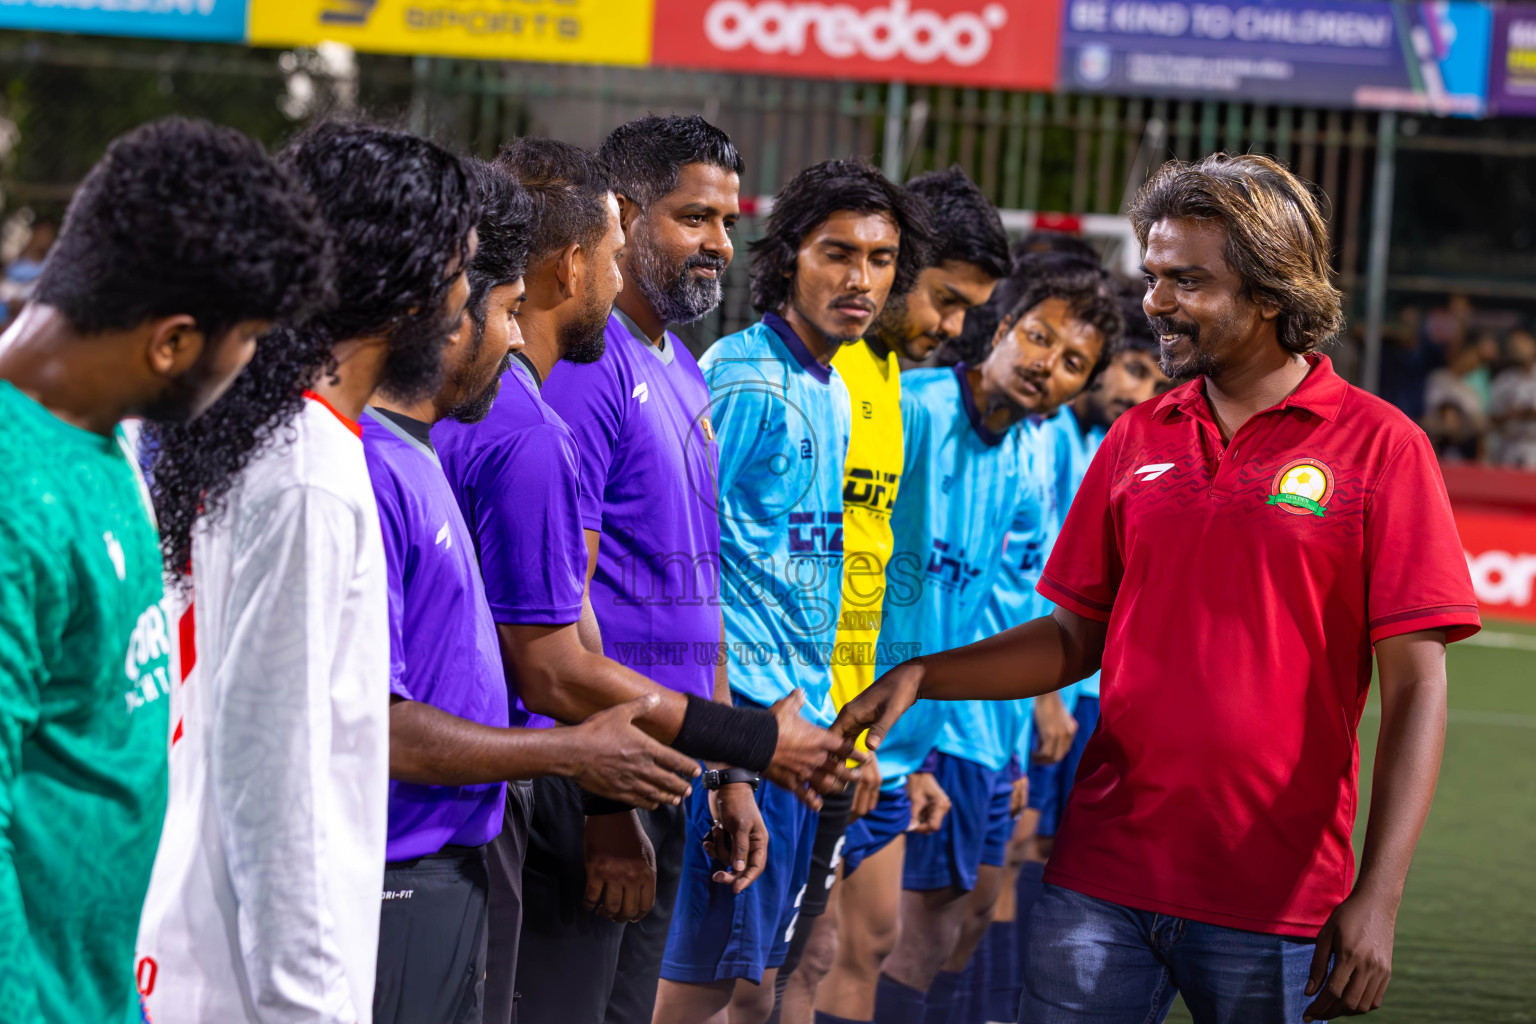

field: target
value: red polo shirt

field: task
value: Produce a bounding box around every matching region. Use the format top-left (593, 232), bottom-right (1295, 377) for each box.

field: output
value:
top-left (1037, 354), bottom-right (1479, 936)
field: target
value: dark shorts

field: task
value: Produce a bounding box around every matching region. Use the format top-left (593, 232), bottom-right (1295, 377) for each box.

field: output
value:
top-left (486, 780), bottom-right (533, 1024)
top-left (661, 767), bottom-right (819, 984)
top-left (902, 753), bottom-right (1014, 893)
top-left (842, 784), bottom-right (912, 878)
top-left (375, 843), bottom-right (492, 1024)
top-left (513, 776), bottom-right (686, 1024)
top-left (1026, 696), bottom-right (1100, 838)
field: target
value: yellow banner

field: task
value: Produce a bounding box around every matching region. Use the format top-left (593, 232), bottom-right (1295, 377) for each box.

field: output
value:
top-left (249, 0), bottom-right (653, 66)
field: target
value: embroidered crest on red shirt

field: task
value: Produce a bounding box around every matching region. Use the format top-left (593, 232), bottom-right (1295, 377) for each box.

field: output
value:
top-left (1267, 458), bottom-right (1335, 517)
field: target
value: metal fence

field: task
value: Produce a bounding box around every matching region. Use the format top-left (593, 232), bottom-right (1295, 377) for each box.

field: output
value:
top-left (9, 32), bottom-right (1536, 364)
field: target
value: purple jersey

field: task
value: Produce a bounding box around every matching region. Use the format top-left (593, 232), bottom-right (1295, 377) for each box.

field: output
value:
top-left (362, 407), bottom-right (509, 860)
top-left (542, 312), bottom-right (721, 700)
top-left (434, 358), bottom-right (588, 730)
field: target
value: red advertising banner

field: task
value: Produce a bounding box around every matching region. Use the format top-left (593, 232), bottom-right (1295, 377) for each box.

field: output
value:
top-left (650, 0), bottom-right (1060, 89)
top-left (1456, 507), bottom-right (1536, 624)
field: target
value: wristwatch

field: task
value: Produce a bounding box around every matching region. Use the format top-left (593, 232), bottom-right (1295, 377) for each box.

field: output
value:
top-left (702, 767), bottom-right (761, 792)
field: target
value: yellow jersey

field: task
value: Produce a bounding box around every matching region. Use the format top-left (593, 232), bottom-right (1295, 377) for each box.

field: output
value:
top-left (830, 339), bottom-right (904, 709)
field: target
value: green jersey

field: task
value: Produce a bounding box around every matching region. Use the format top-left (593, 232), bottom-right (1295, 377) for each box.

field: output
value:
top-left (0, 381), bottom-right (171, 1022)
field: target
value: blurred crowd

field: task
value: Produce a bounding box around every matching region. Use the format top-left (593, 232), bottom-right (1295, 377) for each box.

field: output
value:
top-left (1378, 294), bottom-right (1536, 469)
top-left (0, 214), bottom-right (55, 327)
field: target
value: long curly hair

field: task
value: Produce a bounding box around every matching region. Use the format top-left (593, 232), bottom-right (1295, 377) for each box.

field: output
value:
top-left (147, 120), bottom-right (479, 579)
top-left (1128, 153), bottom-right (1343, 354)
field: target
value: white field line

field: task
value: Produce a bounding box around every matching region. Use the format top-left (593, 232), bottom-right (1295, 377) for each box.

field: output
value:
top-left (1362, 706), bottom-right (1536, 729)
top-left (1460, 629), bottom-right (1536, 653)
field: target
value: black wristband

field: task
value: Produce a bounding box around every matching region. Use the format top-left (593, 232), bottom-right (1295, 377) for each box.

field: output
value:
top-left (703, 767), bottom-right (762, 791)
top-left (578, 787), bottom-right (632, 816)
top-left (673, 694), bottom-right (778, 772)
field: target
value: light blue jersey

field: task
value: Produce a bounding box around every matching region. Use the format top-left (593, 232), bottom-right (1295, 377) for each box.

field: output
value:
top-left (979, 410), bottom-right (1062, 640)
top-left (1051, 406), bottom-right (1107, 698)
top-left (702, 313), bottom-right (850, 726)
top-left (875, 366), bottom-right (1031, 782)
top-left (976, 407), bottom-right (1068, 763)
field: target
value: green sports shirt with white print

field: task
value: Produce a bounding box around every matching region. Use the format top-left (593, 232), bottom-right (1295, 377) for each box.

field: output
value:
top-left (0, 380), bottom-right (171, 1022)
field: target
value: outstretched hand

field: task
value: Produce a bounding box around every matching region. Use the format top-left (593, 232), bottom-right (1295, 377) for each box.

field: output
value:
top-left (831, 662), bottom-right (924, 755)
top-left (764, 690), bottom-right (865, 810)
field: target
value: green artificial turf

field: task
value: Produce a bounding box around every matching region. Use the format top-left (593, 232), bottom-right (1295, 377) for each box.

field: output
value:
top-left (1164, 621), bottom-right (1536, 1023)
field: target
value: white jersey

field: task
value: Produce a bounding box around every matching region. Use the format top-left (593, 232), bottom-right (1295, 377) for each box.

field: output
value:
top-left (136, 396), bottom-right (390, 1024)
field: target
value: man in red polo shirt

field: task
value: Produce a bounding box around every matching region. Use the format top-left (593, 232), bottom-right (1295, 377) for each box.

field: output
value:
top-left (835, 153), bottom-right (1478, 1024)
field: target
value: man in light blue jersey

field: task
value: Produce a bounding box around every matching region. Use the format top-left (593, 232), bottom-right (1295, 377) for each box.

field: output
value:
top-left (807, 169), bottom-right (1008, 1024)
top-left (869, 254), bottom-right (1122, 1024)
top-left (995, 307), bottom-right (1165, 1019)
top-left (655, 160), bottom-right (931, 1024)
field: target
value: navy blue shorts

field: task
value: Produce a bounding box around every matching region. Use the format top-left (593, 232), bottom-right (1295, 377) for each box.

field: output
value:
top-left (902, 753), bottom-right (1015, 893)
top-left (1027, 695), bottom-right (1100, 837)
top-left (842, 784), bottom-right (912, 878)
top-left (660, 768), bottom-right (818, 984)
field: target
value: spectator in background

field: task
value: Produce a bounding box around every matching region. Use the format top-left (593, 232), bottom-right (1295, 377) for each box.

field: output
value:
top-left (1465, 331), bottom-right (1500, 412)
top-left (1378, 304), bottom-right (1435, 420)
top-left (1424, 293), bottom-right (1473, 354)
top-left (1424, 341), bottom-right (1487, 425)
top-left (1423, 341), bottom-right (1489, 463)
top-left (1426, 401), bottom-right (1483, 463)
top-left (1492, 329), bottom-right (1536, 468)
top-left (0, 217), bottom-right (57, 323)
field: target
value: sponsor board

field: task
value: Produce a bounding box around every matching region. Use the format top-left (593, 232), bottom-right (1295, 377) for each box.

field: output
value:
top-left (651, 0), bottom-right (1060, 89)
top-left (1457, 507), bottom-right (1536, 623)
top-left (1489, 2), bottom-right (1536, 116)
top-left (0, 0), bottom-right (247, 41)
top-left (249, 0), bottom-right (654, 66)
top-left (1059, 0), bottom-right (1492, 115)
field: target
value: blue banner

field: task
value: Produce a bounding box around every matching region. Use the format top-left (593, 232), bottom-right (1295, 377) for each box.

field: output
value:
top-left (0, 0), bottom-right (247, 43)
top-left (1060, 1), bottom-right (1493, 116)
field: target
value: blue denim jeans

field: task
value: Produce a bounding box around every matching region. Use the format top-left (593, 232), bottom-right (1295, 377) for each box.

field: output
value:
top-left (1021, 885), bottom-right (1317, 1024)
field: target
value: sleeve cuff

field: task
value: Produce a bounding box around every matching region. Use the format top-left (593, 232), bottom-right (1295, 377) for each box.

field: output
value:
top-left (1036, 575), bottom-right (1114, 624)
top-left (1368, 605), bottom-right (1482, 646)
top-left (488, 603), bottom-right (583, 627)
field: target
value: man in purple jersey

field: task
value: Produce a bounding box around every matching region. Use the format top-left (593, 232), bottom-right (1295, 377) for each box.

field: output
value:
top-left (365, 160), bottom-right (701, 1024)
top-left (541, 115), bottom-right (756, 1024)
top-left (435, 142), bottom-right (857, 1024)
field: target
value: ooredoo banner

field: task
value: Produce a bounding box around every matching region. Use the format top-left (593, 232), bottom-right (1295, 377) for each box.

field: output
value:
top-left (650, 0), bottom-right (1061, 90)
